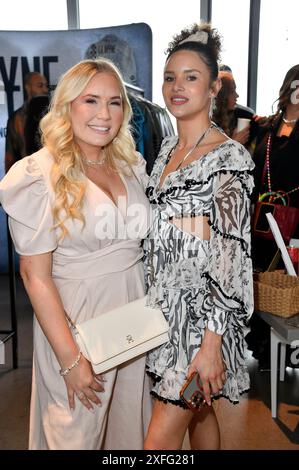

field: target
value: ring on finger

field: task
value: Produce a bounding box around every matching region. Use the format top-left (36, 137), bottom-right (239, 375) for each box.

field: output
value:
top-left (77, 392), bottom-right (85, 400)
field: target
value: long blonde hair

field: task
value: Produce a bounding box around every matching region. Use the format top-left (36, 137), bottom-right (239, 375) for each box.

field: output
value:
top-left (40, 58), bottom-right (137, 238)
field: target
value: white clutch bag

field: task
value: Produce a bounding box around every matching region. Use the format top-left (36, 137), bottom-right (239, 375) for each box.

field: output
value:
top-left (73, 296), bottom-right (169, 374)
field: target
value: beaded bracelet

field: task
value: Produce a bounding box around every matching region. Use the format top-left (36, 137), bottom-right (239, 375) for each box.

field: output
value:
top-left (59, 351), bottom-right (82, 377)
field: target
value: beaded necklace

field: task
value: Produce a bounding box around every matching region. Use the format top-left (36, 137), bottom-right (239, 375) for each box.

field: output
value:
top-left (265, 132), bottom-right (299, 203)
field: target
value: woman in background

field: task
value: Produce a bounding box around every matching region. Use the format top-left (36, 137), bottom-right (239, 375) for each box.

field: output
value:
top-left (247, 64), bottom-right (299, 370)
top-left (212, 70), bottom-right (250, 145)
top-left (24, 94), bottom-right (50, 154)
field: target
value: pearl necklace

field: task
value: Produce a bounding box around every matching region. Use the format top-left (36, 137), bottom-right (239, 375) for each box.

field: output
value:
top-left (82, 157), bottom-right (106, 167)
top-left (282, 115), bottom-right (298, 124)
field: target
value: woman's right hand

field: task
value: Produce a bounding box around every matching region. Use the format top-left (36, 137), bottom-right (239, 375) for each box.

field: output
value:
top-left (63, 355), bottom-right (105, 411)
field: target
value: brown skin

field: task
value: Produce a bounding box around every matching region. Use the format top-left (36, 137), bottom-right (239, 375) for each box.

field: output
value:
top-left (25, 73), bottom-right (48, 100)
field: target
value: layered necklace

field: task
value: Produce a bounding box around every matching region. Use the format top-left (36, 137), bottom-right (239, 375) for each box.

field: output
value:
top-left (167, 122), bottom-right (214, 171)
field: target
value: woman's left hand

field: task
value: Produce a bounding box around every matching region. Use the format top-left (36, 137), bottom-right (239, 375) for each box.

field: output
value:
top-left (187, 329), bottom-right (226, 406)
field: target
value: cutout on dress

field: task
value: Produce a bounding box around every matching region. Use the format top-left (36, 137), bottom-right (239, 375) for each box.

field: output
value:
top-left (168, 214), bottom-right (210, 240)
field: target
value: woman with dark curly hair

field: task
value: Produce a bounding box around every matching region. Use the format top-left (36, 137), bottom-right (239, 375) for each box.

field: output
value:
top-left (143, 23), bottom-right (254, 449)
top-left (252, 64), bottom-right (299, 269)
top-left (247, 65), bottom-right (299, 370)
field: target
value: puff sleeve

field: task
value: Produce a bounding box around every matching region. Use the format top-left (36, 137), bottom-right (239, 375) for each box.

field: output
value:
top-left (132, 152), bottom-right (149, 191)
top-left (205, 168), bottom-right (254, 335)
top-left (0, 155), bottom-right (58, 255)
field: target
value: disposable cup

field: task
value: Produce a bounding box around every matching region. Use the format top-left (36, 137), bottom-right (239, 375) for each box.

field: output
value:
top-left (237, 117), bottom-right (251, 132)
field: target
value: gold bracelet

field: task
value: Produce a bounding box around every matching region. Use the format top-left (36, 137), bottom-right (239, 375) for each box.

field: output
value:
top-left (59, 351), bottom-right (82, 377)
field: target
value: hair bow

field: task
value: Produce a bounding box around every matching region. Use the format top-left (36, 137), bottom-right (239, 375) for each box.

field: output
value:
top-left (179, 31), bottom-right (208, 46)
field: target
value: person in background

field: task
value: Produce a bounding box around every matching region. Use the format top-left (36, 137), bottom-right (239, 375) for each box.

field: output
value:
top-left (218, 64), bottom-right (255, 121)
top-left (24, 94), bottom-right (50, 155)
top-left (212, 70), bottom-right (251, 145)
top-left (143, 23), bottom-right (254, 450)
top-left (5, 71), bottom-right (48, 172)
top-left (246, 64), bottom-right (299, 370)
top-left (0, 58), bottom-right (152, 449)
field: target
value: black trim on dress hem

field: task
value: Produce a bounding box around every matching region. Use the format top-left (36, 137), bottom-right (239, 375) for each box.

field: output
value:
top-left (150, 391), bottom-right (189, 410)
top-left (146, 371), bottom-right (250, 407)
top-left (150, 390), bottom-right (249, 408)
top-left (220, 387), bottom-right (250, 405)
top-left (146, 369), bottom-right (162, 384)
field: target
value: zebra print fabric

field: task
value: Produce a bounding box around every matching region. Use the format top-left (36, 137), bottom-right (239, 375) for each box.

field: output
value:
top-left (144, 134), bottom-right (255, 406)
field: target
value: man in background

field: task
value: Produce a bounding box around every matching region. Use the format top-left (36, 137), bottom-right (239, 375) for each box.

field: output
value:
top-left (5, 71), bottom-right (48, 172)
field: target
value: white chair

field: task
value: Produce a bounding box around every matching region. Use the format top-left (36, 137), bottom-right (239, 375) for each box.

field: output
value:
top-left (271, 328), bottom-right (288, 418)
top-left (257, 311), bottom-right (299, 418)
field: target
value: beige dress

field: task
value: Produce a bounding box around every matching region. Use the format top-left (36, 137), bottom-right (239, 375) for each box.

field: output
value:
top-left (0, 148), bottom-right (152, 450)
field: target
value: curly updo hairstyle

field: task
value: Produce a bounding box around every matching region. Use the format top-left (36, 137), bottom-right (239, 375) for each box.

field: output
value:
top-left (165, 23), bottom-right (222, 84)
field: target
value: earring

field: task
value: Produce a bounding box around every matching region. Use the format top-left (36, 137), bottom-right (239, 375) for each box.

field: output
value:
top-left (113, 136), bottom-right (120, 145)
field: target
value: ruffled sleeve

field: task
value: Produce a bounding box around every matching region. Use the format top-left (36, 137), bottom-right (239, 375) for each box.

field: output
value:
top-left (0, 154), bottom-right (58, 255)
top-left (132, 152), bottom-right (149, 191)
top-left (205, 149), bottom-right (254, 335)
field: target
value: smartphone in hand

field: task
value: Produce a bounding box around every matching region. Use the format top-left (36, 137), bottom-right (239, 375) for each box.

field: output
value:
top-left (180, 371), bottom-right (206, 410)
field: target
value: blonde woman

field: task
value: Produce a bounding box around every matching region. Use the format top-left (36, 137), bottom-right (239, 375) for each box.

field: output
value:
top-left (0, 59), bottom-right (152, 450)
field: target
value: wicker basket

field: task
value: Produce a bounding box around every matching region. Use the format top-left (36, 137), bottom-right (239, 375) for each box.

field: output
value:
top-left (254, 271), bottom-right (299, 318)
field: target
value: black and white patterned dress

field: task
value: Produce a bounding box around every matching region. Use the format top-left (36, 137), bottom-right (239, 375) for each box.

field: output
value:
top-left (144, 134), bottom-right (255, 407)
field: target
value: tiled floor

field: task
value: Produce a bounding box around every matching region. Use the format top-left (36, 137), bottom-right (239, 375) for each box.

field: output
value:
top-left (1, 274), bottom-right (299, 450)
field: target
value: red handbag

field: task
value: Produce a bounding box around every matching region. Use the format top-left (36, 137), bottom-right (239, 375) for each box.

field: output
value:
top-left (253, 132), bottom-right (299, 243)
top-left (253, 194), bottom-right (299, 243)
